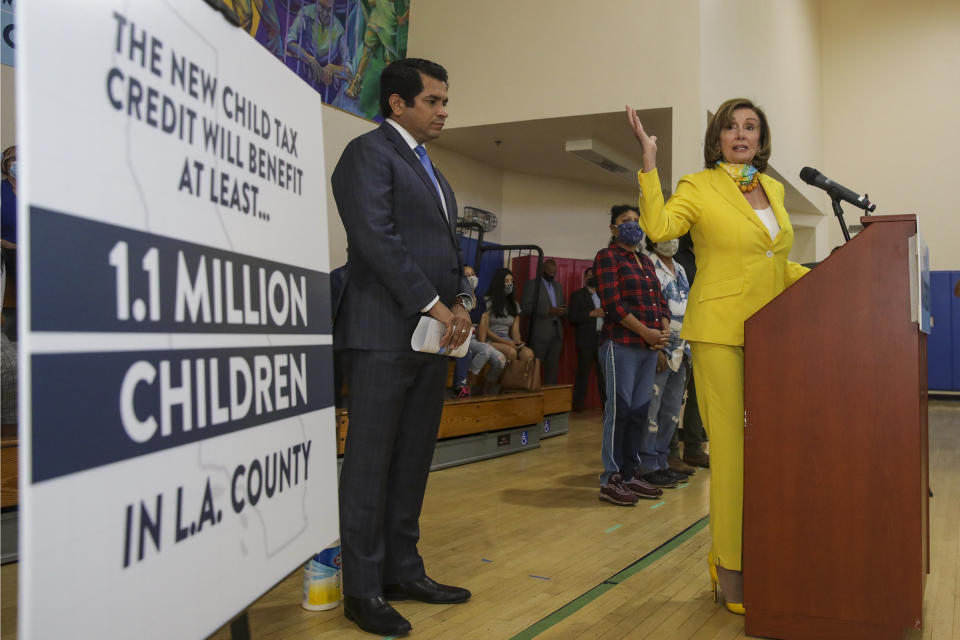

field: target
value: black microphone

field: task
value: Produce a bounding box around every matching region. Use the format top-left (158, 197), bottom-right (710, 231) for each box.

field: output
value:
top-left (799, 167), bottom-right (876, 212)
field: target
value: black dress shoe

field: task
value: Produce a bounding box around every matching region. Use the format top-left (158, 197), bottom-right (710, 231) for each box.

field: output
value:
top-left (383, 575), bottom-right (471, 604)
top-left (343, 596), bottom-right (412, 636)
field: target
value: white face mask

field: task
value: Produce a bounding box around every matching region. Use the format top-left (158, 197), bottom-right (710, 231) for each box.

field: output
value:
top-left (466, 275), bottom-right (478, 292)
top-left (656, 239), bottom-right (679, 257)
top-left (7, 161), bottom-right (15, 181)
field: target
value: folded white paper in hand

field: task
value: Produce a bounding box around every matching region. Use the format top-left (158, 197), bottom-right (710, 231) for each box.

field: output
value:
top-left (411, 316), bottom-right (471, 358)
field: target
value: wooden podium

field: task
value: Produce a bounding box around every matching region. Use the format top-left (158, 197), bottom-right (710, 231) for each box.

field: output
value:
top-left (743, 215), bottom-right (929, 640)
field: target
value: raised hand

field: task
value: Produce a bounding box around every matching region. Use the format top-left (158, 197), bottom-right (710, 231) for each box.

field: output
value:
top-left (625, 105), bottom-right (658, 173)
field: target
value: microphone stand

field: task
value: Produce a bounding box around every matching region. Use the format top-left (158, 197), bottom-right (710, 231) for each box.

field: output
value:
top-left (828, 188), bottom-right (852, 243)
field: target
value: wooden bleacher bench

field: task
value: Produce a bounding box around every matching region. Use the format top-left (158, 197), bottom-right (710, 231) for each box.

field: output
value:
top-left (336, 384), bottom-right (572, 455)
top-left (1, 424), bottom-right (17, 508)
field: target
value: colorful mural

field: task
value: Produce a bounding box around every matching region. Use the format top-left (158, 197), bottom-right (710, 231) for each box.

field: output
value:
top-left (222, 0), bottom-right (410, 122)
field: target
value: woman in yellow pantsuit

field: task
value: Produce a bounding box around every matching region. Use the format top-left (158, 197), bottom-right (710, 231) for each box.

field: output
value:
top-left (625, 99), bottom-right (809, 614)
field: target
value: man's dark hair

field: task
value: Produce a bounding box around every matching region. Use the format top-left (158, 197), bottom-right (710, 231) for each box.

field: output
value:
top-left (583, 267), bottom-right (593, 277)
top-left (380, 58), bottom-right (449, 118)
top-left (610, 204), bottom-right (638, 226)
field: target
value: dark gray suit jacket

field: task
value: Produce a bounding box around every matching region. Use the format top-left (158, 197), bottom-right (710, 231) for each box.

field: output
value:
top-left (331, 122), bottom-right (470, 351)
top-left (522, 277), bottom-right (564, 343)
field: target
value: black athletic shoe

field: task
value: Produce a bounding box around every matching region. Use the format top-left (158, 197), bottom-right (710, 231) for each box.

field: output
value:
top-left (643, 470), bottom-right (680, 488)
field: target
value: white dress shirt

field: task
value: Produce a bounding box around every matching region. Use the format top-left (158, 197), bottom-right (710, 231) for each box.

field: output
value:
top-left (753, 205), bottom-right (780, 241)
top-left (385, 118), bottom-right (450, 313)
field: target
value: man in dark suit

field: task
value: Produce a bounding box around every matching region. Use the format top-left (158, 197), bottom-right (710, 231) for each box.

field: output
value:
top-left (331, 58), bottom-right (474, 637)
top-left (568, 267), bottom-right (606, 411)
top-left (522, 258), bottom-right (565, 384)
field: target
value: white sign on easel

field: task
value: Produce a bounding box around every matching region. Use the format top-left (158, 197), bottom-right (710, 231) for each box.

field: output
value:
top-left (17, 2), bottom-right (338, 638)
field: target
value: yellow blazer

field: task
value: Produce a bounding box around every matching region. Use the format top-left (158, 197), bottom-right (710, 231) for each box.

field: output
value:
top-left (638, 167), bottom-right (809, 346)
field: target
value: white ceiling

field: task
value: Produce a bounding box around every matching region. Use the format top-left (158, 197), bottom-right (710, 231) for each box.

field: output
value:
top-left (433, 108), bottom-right (673, 191)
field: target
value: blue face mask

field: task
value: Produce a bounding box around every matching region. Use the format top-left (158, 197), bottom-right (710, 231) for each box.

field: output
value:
top-left (616, 220), bottom-right (644, 247)
top-left (7, 162), bottom-right (15, 181)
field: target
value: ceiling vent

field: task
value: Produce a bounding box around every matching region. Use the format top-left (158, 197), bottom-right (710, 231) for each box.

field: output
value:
top-left (565, 138), bottom-right (638, 182)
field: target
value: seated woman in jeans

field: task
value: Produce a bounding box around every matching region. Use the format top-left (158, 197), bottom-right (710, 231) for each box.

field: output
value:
top-left (478, 267), bottom-right (534, 363)
top-left (593, 205), bottom-right (671, 506)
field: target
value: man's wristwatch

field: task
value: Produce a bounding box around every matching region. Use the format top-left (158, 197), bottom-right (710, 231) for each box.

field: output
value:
top-left (455, 293), bottom-right (475, 312)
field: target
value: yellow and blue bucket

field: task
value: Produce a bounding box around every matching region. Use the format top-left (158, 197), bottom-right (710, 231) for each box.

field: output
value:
top-left (302, 540), bottom-right (341, 611)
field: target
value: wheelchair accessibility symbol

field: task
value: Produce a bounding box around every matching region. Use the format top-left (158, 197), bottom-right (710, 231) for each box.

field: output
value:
top-left (520, 431), bottom-right (528, 446)
top-left (543, 418), bottom-right (551, 433)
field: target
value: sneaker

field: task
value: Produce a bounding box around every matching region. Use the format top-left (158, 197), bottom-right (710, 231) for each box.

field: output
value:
top-left (643, 470), bottom-right (680, 488)
top-left (599, 474), bottom-right (639, 506)
top-left (665, 469), bottom-right (690, 484)
top-left (623, 474), bottom-right (663, 500)
top-left (683, 450), bottom-right (710, 468)
top-left (455, 386), bottom-right (471, 399)
top-left (668, 457), bottom-right (696, 475)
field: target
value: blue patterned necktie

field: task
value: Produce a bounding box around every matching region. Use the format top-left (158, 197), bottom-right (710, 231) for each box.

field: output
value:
top-left (414, 145), bottom-right (445, 208)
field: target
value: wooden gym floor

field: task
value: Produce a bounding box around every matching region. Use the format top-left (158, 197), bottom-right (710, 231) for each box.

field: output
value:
top-left (2, 400), bottom-right (958, 639)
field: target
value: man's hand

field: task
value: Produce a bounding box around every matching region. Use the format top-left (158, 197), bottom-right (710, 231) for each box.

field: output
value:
top-left (549, 305), bottom-right (567, 317)
top-left (589, 308), bottom-right (604, 318)
top-left (429, 301), bottom-right (473, 350)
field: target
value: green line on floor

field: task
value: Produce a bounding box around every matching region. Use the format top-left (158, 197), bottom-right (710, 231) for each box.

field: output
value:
top-left (604, 524), bottom-right (622, 533)
top-left (508, 515), bottom-right (709, 640)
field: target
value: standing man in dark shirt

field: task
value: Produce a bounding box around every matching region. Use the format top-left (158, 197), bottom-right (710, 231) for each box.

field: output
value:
top-left (522, 258), bottom-right (565, 384)
top-left (568, 267), bottom-right (606, 411)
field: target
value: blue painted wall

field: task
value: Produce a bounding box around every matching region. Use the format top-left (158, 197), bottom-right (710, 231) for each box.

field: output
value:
top-left (929, 270), bottom-right (960, 391)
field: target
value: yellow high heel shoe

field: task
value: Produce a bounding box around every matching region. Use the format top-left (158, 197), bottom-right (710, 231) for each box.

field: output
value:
top-left (707, 555), bottom-right (745, 615)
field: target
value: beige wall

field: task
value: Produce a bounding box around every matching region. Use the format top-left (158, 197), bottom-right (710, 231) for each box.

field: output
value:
top-left (699, 0), bottom-right (827, 262)
top-left (321, 107), bottom-right (375, 268)
top-left (408, 0), bottom-right (704, 183)
top-left (500, 173), bottom-right (636, 261)
top-left (821, 0), bottom-right (960, 269)
top-left (322, 0), bottom-right (959, 270)
top-left (404, 0), bottom-right (833, 264)
top-left (428, 144), bottom-right (504, 244)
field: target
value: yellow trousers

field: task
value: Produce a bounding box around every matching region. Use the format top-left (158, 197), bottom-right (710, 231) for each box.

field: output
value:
top-left (690, 341), bottom-right (744, 572)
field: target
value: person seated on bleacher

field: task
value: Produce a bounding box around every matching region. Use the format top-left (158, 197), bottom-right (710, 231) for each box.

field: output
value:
top-left (452, 266), bottom-right (507, 397)
top-left (478, 267), bottom-right (534, 364)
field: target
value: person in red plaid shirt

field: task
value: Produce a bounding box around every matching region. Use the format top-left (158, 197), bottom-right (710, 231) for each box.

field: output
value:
top-left (593, 205), bottom-right (672, 506)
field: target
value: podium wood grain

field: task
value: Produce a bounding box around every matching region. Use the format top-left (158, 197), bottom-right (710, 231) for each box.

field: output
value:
top-left (743, 215), bottom-right (929, 639)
